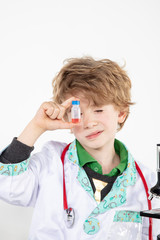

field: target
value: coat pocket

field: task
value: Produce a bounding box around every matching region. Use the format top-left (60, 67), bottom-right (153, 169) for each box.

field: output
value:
top-left (107, 210), bottom-right (142, 240)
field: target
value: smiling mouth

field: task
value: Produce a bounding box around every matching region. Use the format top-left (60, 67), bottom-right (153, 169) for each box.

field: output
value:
top-left (86, 131), bottom-right (104, 139)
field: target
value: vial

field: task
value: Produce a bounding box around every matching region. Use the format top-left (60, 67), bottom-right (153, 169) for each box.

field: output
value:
top-left (71, 100), bottom-right (81, 123)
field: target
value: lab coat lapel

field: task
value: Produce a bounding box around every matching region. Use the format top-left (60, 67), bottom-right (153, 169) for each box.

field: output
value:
top-left (68, 140), bottom-right (136, 207)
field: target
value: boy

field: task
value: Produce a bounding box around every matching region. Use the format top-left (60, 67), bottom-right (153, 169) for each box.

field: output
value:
top-left (0, 57), bottom-right (159, 239)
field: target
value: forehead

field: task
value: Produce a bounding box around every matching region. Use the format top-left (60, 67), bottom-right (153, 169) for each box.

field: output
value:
top-left (65, 91), bottom-right (105, 107)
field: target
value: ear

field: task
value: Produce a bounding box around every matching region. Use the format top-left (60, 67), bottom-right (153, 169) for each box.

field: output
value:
top-left (118, 111), bottom-right (127, 123)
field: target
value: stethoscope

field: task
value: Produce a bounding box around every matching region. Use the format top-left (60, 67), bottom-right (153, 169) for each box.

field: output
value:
top-left (61, 143), bottom-right (153, 239)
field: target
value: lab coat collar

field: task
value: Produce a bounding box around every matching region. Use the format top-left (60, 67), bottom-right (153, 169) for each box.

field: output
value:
top-left (68, 140), bottom-right (137, 235)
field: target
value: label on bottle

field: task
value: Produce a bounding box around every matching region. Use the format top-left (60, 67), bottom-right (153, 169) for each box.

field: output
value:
top-left (71, 105), bottom-right (81, 123)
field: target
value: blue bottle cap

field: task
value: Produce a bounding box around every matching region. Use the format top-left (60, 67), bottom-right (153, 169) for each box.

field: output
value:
top-left (72, 100), bottom-right (80, 105)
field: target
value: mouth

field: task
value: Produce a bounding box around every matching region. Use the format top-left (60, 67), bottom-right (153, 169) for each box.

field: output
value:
top-left (86, 131), bottom-right (104, 140)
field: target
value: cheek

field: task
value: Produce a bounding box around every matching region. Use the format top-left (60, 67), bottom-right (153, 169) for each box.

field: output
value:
top-left (101, 115), bottom-right (118, 129)
top-left (72, 126), bottom-right (82, 137)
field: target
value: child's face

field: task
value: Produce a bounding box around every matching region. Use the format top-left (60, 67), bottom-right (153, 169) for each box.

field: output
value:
top-left (66, 93), bottom-right (126, 152)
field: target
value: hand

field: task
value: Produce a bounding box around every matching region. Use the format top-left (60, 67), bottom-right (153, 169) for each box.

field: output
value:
top-left (18, 97), bottom-right (80, 147)
top-left (32, 97), bottom-right (80, 131)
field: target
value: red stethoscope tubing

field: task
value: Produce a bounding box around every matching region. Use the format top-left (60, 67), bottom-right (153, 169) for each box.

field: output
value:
top-left (135, 161), bottom-right (153, 240)
top-left (61, 143), bottom-right (71, 210)
top-left (61, 144), bottom-right (153, 240)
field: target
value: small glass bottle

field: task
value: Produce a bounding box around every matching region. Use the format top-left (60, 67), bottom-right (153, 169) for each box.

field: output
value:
top-left (71, 100), bottom-right (81, 123)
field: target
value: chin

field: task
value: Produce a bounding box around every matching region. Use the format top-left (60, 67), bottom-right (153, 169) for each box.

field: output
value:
top-left (84, 141), bottom-right (105, 150)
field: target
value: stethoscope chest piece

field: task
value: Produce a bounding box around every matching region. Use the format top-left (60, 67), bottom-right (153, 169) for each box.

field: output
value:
top-left (64, 207), bottom-right (75, 228)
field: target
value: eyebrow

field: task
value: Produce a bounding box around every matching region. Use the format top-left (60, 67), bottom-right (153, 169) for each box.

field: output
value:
top-left (90, 104), bottom-right (104, 108)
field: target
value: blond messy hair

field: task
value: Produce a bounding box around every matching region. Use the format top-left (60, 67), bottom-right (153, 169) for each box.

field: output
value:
top-left (52, 57), bottom-right (134, 130)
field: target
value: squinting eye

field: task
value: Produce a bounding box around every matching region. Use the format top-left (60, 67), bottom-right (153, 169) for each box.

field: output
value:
top-left (95, 110), bottom-right (103, 113)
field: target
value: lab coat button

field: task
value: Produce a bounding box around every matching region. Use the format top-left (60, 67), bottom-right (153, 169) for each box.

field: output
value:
top-left (83, 217), bottom-right (100, 235)
top-left (94, 167), bottom-right (99, 172)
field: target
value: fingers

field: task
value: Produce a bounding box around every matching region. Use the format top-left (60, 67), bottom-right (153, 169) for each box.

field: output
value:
top-left (61, 97), bottom-right (79, 109)
top-left (43, 97), bottom-right (79, 121)
top-left (37, 98), bottom-right (81, 131)
top-left (44, 102), bottom-right (62, 120)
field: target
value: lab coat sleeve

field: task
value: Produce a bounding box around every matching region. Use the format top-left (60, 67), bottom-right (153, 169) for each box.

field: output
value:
top-left (0, 141), bottom-right (66, 208)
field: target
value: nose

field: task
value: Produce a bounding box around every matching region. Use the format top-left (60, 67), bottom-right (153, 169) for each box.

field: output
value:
top-left (82, 113), bottom-right (98, 129)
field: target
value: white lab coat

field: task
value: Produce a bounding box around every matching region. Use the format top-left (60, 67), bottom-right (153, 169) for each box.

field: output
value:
top-left (0, 140), bottom-right (159, 240)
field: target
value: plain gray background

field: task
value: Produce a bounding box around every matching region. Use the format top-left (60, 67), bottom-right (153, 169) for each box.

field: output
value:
top-left (0, 0), bottom-right (160, 239)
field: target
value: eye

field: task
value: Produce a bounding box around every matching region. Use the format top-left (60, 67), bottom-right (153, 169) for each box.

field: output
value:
top-left (95, 109), bottom-right (103, 113)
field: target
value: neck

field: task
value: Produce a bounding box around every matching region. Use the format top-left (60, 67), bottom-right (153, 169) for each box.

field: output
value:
top-left (82, 140), bottom-right (120, 175)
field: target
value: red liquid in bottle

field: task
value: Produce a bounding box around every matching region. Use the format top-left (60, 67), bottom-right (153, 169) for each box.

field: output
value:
top-left (72, 118), bottom-right (80, 123)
